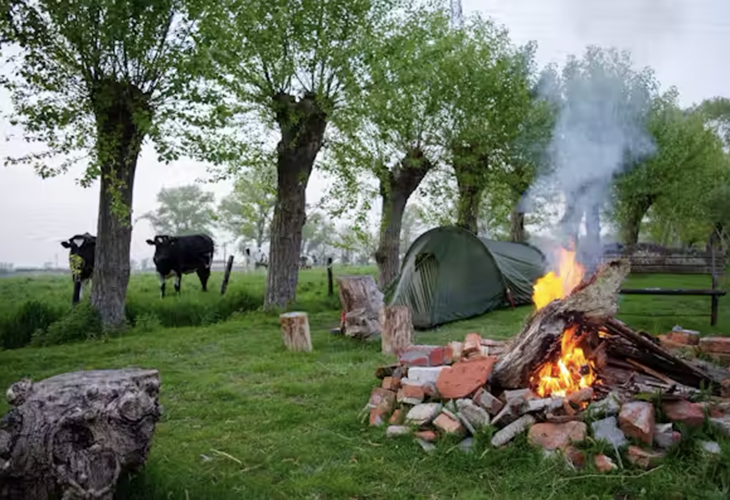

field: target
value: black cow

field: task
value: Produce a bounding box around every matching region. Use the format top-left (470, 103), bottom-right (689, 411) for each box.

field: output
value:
top-left (60, 233), bottom-right (96, 302)
top-left (146, 234), bottom-right (214, 297)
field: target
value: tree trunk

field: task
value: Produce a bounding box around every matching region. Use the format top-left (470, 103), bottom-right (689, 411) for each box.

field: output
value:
top-left (90, 81), bottom-right (150, 330)
top-left (0, 368), bottom-right (161, 500)
top-left (380, 305), bottom-right (413, 356)
top-left (375, 149), bottom-right (433, 289)
top-left (620, 197), bottom-right (653, 246)
top-left (336, 275), bottom-right (384, 340)
top-left (265, 92), bottom-right (328, 309)
top-left (453, 144), bottom-right (489, 235)
top-left (509, 206), bottom-right (526, 243)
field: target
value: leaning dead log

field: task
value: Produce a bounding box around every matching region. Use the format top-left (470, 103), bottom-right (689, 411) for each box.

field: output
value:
top-left (490, 259), bottom-right (631, 391)
top-left (0, 368), bottom-right (161, 500)
top-left (380, 305), bottom-right (413, 356)
top-left (336, 275), bottom-right (384, 340)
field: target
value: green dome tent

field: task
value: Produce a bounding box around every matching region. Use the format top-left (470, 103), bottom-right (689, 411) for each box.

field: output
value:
top-left (388, 226), bottom-right (547, 329)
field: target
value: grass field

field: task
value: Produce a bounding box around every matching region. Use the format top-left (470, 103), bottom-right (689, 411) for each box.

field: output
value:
top-left (1, 269), bottom-right (729, 499)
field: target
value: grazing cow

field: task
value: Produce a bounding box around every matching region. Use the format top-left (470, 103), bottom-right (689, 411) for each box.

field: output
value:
top-left (146, 234), bottom-right (214, 297)
top-left (60, 233), bottom-right (96, 301)
top-left (244, 247), bottom-right (268, 270)
top-left (300, 254), bottom-right (317, 270)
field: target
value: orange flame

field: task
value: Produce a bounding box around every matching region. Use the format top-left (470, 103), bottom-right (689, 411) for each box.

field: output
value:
top-left (531, 246), bottom-right (596, 398)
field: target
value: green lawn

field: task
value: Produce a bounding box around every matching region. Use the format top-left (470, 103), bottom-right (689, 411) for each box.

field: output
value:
top-left (0, 270), bottom-right (729, 499)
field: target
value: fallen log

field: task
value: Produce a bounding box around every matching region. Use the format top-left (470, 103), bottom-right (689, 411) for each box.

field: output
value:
top-left (0, 368), bottom-right (161, 500)
top-left (490, 259), bottom-right (630, 391)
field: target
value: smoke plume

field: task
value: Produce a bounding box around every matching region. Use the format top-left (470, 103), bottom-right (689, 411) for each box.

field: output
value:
top-left (523, 47), bottom-right (657, 269)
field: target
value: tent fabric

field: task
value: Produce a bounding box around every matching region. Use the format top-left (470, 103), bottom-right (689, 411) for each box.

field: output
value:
top-left (389, 226), bottom-right (546, 329)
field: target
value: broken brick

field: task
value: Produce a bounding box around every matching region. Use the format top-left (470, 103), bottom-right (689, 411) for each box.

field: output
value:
top-left (463, 333), bottom-right (482, 356)
top-left (528, 421), bottom-right (587, 451)
top-left (699, 337), bottom-right (730, 354)
top-left (626, 446), bottom-right (665, 469)
top-left (448, 341), bottom-right (464, 362)
top-left (389, 409), bottom-right (404, 425)
top-left (382, 376), bottom-right (395, 390)
top-left (619, 401), bottom-right (655, 444)
top-left (656, 335), bottom-right (697, 354)
top-left (368, 387), bottom-right (396, 427)
top-left (473, 387), bottom-right (504, 415)
top-left (566, 387), bottom-right (594, 407)
top-left (414, 430), bottom-right (438, 442)
top-left (563, 445), bottom-right (585, 469)
top-left (594, 454), bottom-right (618, 473)
top-left (433, 411), bottom-right (466, 435)
top-left (398, 383), bottom-right (425, 404)
top-left (386, 425), bottom-right (410, 437)
top-left (407, 367), bottom-right (446, 386)
top-left (667, 329), bottom-right (700, 346)
top-left (405, 403), bottom-right (442, 425)
top-left (435, 357), bottom-right (497, 400)
top-left (662, 400), bottom-right (706, 427)
top-left (500, 388), bottom-right (534, 404)
top-left (456, 398), bottom-right (491, 430)
top-left (399, 345), bottom-right (439, 367)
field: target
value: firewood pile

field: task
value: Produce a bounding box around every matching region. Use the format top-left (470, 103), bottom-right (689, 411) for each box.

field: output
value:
top-left (364, 254), bottom-right (730, 471)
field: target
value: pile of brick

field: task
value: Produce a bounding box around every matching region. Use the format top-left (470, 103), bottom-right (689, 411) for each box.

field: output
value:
top-left (367, 332), bottom-right (730, 471)
top-left (658, 326), bottom-right (730, 367)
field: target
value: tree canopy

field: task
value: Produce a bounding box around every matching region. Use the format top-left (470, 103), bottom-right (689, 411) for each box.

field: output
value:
top-left (139, 184), bottom-right (217, 236)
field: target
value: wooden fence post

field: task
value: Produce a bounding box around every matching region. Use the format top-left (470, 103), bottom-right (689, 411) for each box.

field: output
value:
top-left (220, 255), bottom-right (234, 295)
top-left (327, 257), bottom-right (334, 296)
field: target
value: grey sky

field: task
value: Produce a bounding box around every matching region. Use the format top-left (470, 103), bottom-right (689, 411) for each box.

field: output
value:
top-left (0, 0), bottom-right (727, 266)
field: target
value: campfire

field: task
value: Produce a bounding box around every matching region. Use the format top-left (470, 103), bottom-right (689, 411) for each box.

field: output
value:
top-left (365, 247), bottom-right (730, 471)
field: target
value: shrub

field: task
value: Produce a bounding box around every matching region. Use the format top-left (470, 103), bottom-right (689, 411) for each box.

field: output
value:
top-left (0, 300), bottom-right (61, 349)
top-left (32, 302), bottom-right (102, 347)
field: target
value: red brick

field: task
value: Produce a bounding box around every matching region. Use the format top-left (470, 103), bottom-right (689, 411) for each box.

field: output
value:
top-left (567, 387), bottom-right (594, 407)
top-left (463, 333), bottom-right (482, 356)
top-left (382, 376), bottom-right (395, 390)
top-left (368, 388), bottom-right (396, 427)
top-left (429, 345), bottom-right (453, 366)
top-left (399, 384), bottom-right (425, 403)
top-left (389, 409), bottom-right (404, 425)
top-left (414, 430), bottom-right (438, 442)
top-left (564, 445), bottom-right (585, 469)
top-left (656, 335), bottom-right (697, 354)
top-left (619, 401), bottom-right (655, 444)
top-left (662, 400), bottom-right (706, 427)
top-left (448, 341), bottom-right (464, 362)
top-left (627, 446), bottom-right (665, 469)
top-left (433, 412), bottom-right (466, 435)
top-left (528, 421), bottom-right (587, 450)
top-left (667, 330), bottom-right (700, 346)
top-left (700, 337), bottom-right (730, 354)
top-left (594, 454), bottom-right (617, 472)
top-left (436, 357), bottom-right (497, 400)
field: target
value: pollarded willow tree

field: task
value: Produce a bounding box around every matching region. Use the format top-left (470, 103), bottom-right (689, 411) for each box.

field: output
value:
top-left (440, 16), bottom-right (537, 235)
top-left (197, 0), bottom-right (405, 307)
top-left (611, 90), bottom-right (726, 246)
top-left (0, 0), bottom-right (215, 328)
top-left (325, 3), bottom-right (458, 288)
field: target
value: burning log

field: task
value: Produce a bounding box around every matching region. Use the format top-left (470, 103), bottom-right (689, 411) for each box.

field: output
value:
top-left (490, 259), bottom-right (630, 392)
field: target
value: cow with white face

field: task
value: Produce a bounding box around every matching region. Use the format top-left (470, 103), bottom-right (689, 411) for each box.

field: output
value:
top-left (243, 247), bottom-right (268, 271)
top-left (300, 254), bottom-right (317, 269)
top-left (60, 232), bottom-right (96, 302)
top-left (146, 234), bottom-right (215, 297)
